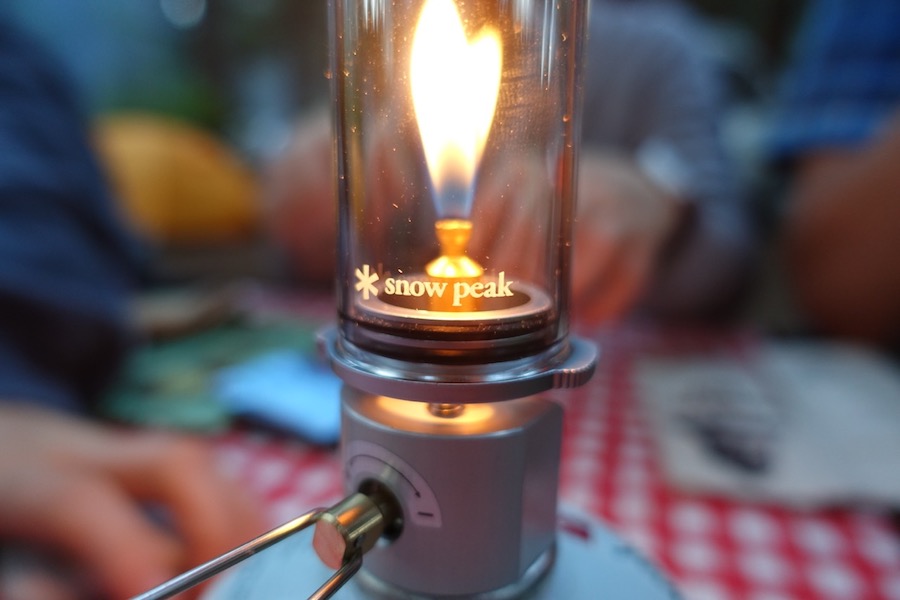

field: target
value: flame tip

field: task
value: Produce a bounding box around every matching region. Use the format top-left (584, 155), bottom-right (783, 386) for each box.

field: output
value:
top-left (411, 0), bottom-right (503, 209)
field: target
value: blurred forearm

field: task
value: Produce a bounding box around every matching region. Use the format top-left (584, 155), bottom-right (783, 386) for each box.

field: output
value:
top-left (781, 115), bottom-right (900, 344)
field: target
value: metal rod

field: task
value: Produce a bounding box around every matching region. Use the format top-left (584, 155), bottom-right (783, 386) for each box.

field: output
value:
top-left (132, 508), bottom-right (324, 600)
top-left (309, 552), bottom-right (363, 600)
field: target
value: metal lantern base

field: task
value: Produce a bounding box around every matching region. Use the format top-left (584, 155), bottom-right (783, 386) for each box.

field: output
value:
top-left (339, 390), bottom-right (563, 597)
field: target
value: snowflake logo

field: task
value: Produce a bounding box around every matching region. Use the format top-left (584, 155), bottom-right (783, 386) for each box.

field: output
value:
top-left (355, 264), bottom-right (380, 300)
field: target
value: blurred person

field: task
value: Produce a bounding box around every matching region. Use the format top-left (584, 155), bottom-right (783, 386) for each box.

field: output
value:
top-left (0, 14), bottom-right (263, 600)
top-left (769, 0), bottom-right (900, 348)
top-left (265, 0), bottom-right (755, 327)
top-left (571, 0), bottom-right (754, 324)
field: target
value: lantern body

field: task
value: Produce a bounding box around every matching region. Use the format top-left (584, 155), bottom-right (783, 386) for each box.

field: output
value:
top-left (325, 0), bottom-right (592, 596)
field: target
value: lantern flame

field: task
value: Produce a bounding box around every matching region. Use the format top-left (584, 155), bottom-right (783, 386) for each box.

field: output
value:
top-left (411, 0), bottom-right (502, 219)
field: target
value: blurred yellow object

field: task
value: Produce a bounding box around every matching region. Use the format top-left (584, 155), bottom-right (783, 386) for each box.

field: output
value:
top-left (93, 113), bottom-right (260, 244)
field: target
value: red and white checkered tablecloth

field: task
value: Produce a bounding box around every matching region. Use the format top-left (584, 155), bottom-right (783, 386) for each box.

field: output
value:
top-left (214, 323), bottom-right (900, 600)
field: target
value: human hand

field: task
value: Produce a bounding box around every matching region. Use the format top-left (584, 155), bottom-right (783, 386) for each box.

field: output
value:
top-left (263, 109), bottom-right (337, 285)
top-left (265, 109), bottom-right (438, 279)
top-left (467, 156), bottom-right (553, 283)
top-left (783, 111), bottom-right (900, 344)
top-left (570, 149), bottom-right (682, 325)
top-left (468, 149), bottom-right (681, 326)
top-left (0, 403), bottom-right (264, 600)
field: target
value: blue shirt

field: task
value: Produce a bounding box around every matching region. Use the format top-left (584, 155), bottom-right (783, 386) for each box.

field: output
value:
top-left (769, 0), bottom-right (900, 163)
top-left (0, 17), bottom-right (144, 411)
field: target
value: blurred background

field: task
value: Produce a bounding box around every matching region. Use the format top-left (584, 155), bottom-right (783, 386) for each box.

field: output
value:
top-left (2, 0), bottom-right (333, 286)
top-left (6, 5), bottom-right (900, 599)
top-left (3, 0), bottom-right (331, 145)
